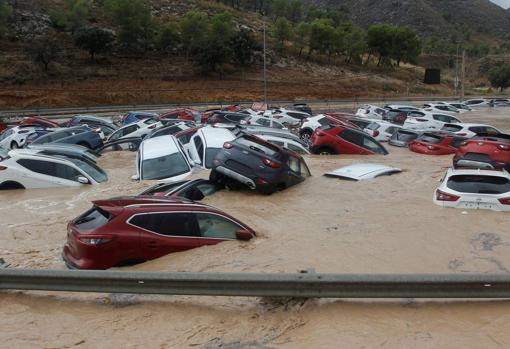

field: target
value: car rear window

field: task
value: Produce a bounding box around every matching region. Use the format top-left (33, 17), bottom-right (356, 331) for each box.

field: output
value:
top-left (447, 175), bottom-right (510, 194)
top-left (442, 124), bottom-right (463, 132)
top-left (236, 137), bottom-right (278, 157)
top-left (417, 134), bottom-right (442, 144)
top-left (74, 207), bottom-right (112, 230)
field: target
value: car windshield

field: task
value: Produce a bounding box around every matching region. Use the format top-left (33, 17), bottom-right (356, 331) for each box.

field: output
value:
top-left (64, 157), bottom-right (108, 183)
top-left (447, 175), bottom-right (510, 194)
top-left (441, 125), bottom-right (463, 132)
top-left (142, 152), bottom-right (190, 180)
top-left (417, 134), bottom-right (442, 144)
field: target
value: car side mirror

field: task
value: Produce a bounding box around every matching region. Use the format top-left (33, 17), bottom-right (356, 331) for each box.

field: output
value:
top-left (235, 230), bottom-right (253, 241)
top-left (77, 176), bottom-right (90, 184)
top-left (131, 174), bottom-right (140, 181)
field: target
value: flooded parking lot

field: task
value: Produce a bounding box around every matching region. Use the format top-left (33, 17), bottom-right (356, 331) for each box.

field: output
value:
top-left (1, 108), bottom-right (510, 348)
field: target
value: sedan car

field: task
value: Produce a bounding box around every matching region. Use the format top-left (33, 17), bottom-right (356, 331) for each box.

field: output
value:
top-left (210, 134), bottom-right (311, 194)
top-left (433, 168), bottom-right (510, 212)
top-left (409, 132), bottom-right (467, 155)
top-left (63, 196), bottom-right (256, 269)
top-left (310, 125), bottom-right (388, 155)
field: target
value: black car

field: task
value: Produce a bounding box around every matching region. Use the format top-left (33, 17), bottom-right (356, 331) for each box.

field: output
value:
top-left (67, 115), bottom-right (118, 138)
top-left (210, 134), bottom-right (311, 195)
top-left (138, 179), bottom-right (219, 200)
top-left (31, 126), bottom-right (104, 150)
top-left (206, 111), bottom-right (251, 125)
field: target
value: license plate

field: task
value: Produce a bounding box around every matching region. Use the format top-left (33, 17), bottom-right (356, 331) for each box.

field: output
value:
top-left (460, 201), bottom-right (494, 210)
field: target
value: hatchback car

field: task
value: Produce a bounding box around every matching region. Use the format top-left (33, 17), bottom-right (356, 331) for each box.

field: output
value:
top-left (453, 134), bottom-right (510, 171)
top-left (409, 132), bottom-right (467, 155)
top-left (433, 168), bottom-right (510, 212)
top-left (210, 134), bottom-right (311, 194)
top-left (62, 196), bottom-right (256, 269)
top-left (310, 125), bottom-right (388, 155)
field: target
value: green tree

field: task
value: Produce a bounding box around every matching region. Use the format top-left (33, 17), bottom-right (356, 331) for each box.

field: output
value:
top-left (230, 28), bottom-right (259, 67)
top-left (28, 33), bottom-right (64, 71)
top-left (344, 27), bottom-right (367, 64)
top-left (74, 26), bottom-right (115, 61)
top-left (367, 24), bottom-right (394, 66)
top-left (390, 26), bottom-right (421, 66)
top-left (0, 0), bottom-right (12, 38)
top-left (287, 0), bottom-right (303, 22)
top-left (273, 17), bottom-right (292, 51)
top-left (293, 21), bottom-right (311, 56)
top-left (309, 18), bottom-right (335, 58)
top-left (104, 0), bottom-right (155, 52)
top-left (489, 65), bottom-right (510, 92)
top-left (157, 23), bottom-right (180, 54)
top-left (272, 0), bottom-right (287, 19)
top-left (181, 11), bottom-right (208, 57)
top-left (49, 0), bottom-right (89, 33)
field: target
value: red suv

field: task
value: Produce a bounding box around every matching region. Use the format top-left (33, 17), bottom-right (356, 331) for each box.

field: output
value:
top-left (19, 116), bottom-right (60, 128)
top-left (310, 125), bottom-right (388, 155)
top-left (63, 196), bottom-right (256, 269)
top-left (409, 132), bottom-right (467, 156)
top-left (453, 134), bottom-right (510, 170)
top-left (159, 108), bottom-right (201, 124)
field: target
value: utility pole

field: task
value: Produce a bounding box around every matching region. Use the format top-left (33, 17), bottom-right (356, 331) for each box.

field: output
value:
top-left (263, 19), bottom-right (267, 105)
top-left (461, 49), bottom-right (466, 101)
top-left (454, 44), bottom-right (459, 97)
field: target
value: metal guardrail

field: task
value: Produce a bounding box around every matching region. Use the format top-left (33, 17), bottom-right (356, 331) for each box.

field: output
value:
top-left (2, 269), bottom-right (510, 298)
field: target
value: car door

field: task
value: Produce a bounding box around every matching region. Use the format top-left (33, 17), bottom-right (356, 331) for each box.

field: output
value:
top-left (286, 155), bottom-right (305, 186)
top-left (16, 158), bottom-right (80, 187)
top-left (187, 133), bottom-right (205, 167)
top-left (195, 212), bottom-right (245, 241)
top-left (0, 129), bottom-right (14, 148)
top-left (130, 212), bottom-right (215, 260)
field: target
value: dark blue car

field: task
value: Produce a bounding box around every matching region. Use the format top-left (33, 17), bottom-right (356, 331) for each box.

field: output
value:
top-left (30, 126), bottom-right (103, 150)
top-left (66, 115), bottom-right (118, 138)
top-left (121, 112), bottom-right (159, 126)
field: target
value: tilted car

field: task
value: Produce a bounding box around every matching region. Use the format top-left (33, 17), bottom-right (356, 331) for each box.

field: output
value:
top-left (210, 134), bottom-right (311, 194)
top-left (433, 168), bottom-right (510, 212)
top-left (0, 152), bottom-right (107, 189)
top-left (31, 126), bottom-right (104, 150)
top-left (257, 134), bottom-right (310, 154)
top-left (356, 104), bottom-right (387, 120)
top-left (183, 127), bottom-right (235, 169)
top-left (19, 116), bottom-right (61, 128)
top-left (66, 115), bottom-right (118, 138)
top-left (139, 179), bottom-right (219, 200)
top-left (403, 111), bottom-right (462, 130)
top-left (0, 125), bottom-right (43, 149)
top-left (107, 119), bottom-right (160, 143)
top-left (388, 129), bottom-right (427, 147)
top-left (408, 132), bottom-right (468, 156)
top-left (310, 125), bottom-right (388, 155)
top-left (440, 123), bottom-right (501, 138)
top-left (205, 111), bottom-right (251, 126)
top-left (63, 196), bottom-right (256, 269)
top-left (453, 134), bottom-right (510, 171)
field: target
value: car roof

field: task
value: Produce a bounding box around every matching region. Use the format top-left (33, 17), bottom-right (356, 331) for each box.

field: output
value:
top-left (199, 127), bottom-right (235, 147)
top-left (446, 168), bottom-right (510, 178)
top-left (141, 135), bottom-right (180, 159)
top-left (93, 196), bottom-right (213, 211)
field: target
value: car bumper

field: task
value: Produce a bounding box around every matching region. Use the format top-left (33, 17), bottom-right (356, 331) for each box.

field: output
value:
top-left (216, 166), bottom-right (256, 189)
top-left (62, 244), bottom-right (106, 270)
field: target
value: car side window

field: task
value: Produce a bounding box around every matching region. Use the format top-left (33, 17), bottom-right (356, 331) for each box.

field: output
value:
top-left (300, 160), bottom-right (311, 177)
top-left (109, 129), bottom-right (123, 141)
top-left (288, 156), bottom-right (300, 172)
top-left (130, 213), bottom-right (200, 237)
top-left (271, 140), bottom-right (284, 146)
top-left (362, 136), bottom-right (384, 153)
top-left (339, 129), bottom-right (363, 146)
top-left (17, 159), bottom-right (82, 181)
top-left (196, 213), bottom-right (242, 239)
top-left (485, 127), bottom-right (499, 134)
top-left (193, 136), bottom-right (204, 164)
top-left (288, 143), bottom-right (306, 154)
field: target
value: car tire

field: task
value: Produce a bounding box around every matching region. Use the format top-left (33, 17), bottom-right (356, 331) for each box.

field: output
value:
top-left (300, 130), bottom-right (312, 143)
top-left (317, 147), bottom-right (335, 155)
top-left (209, 169), bottom-right (225, 186)
top-left (10, 141), bottom-right (19, 149)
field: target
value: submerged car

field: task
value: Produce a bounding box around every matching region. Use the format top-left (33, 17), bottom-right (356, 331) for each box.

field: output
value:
top-left (433, 168), bottom-right (510, 212)
top-left (388, 129), bottom-right (426, 147)
top-left (409, 132), bottom-right (467, 156)
top-left (453, 134), bottom-right (510, 171)
top-left (0, 152), bottom-right (107, 189)
top-left (325, 164), bottom-right (401, 181)
top-left (63, 196), bottom-right (256, 269)
top-left (139, 179), bottom-right (219, 200)
top-left (210, 134), bottom-right (311, 194)
top-left (440, 123), bottom-right (501, 138)
top-left (403, 112), bottom-right (462, 130)
top-left (310, 125), bottom-right (388, 155)
top-left (0, 125), bottom-right (43, 149)
top-left (31, 126), bottom-right (103, 150)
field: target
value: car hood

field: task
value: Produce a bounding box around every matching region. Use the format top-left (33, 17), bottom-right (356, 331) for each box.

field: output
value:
top-left (325, 163), bottom-right (402, 181)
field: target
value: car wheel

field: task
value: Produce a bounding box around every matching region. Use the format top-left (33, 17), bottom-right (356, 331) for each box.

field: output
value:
top-left (300, 130), bottom-right (312, 143)
top-left (209, 169), bottom-right (225, 186)
top-left (318, 148), bottom-right (335, 155)
top-left (10, 141), bottom-right (19, 149)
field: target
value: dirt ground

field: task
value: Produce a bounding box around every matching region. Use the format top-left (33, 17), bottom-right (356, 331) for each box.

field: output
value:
top-left (1, 108), bottom-right (510, 348)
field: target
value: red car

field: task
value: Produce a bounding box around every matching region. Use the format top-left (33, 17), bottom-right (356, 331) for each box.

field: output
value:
top-left (453, 134), bottom-right (510, 170)
top-left (310, 125), bottom-right (388, 155)
top-left (409, 132), bottom-right (467, 156)
top-left (63, 196), bottom-right (256, 269)
top-left (19, 116), bottom-right (60, 128)
top-left (159, 108), bottom-right (202, 124)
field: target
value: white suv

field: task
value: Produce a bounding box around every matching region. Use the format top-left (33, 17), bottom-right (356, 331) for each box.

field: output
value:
top-left (0, 125), bottom-right (42, 149)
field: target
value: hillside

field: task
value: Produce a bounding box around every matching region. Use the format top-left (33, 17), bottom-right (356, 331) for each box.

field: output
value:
top-left (305, 0), bottom-right (510, 38)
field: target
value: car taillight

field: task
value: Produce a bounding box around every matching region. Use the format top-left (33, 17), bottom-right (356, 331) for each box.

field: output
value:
top-left (436, 190), bottom-right (459, 202)
top-left (262, 158), bottom-right (281, 168)
top-left (373, 130), bottom-right (380, 137)
top-left (0, 165), bottom-right (7, 170)
top-left (498, 144), bottom-right (510, 150)
top-left (427, 145), bottom-right (438, 150)
top-left (498, 198), bottom-right (510, 205)
top-left (460, 141), bottom-right (468, 146)
top-left (148, 124), bottom-right (157, 129)
top-left (223, 142), bottom-right (233, 149)
top-left (79, 236), bottom-right (112, 245)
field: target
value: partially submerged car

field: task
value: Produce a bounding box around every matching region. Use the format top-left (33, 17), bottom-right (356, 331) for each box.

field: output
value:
top-left (134, 135), bottom-right (193, 182)
top-left (26, 143), bottom-right (99, 163)
top-left (310, 125), bottom-right (388, 155)
top-left (363, 121), bottom-right (403, 142)
top-left (183, 127), bottom-right (236, 169)
top-left (257, 134), bottom-right (310, 154)
top-left (19, 116), bottom-right (60, 128)
top-left (0, 152), bottom-right (107, 189)
top-left (139, 179), bottom-right (219, 200)
top-left (325, 164), bottom-right (401, 181)
top-left (388, 129), bottom-right (426, 147)
top-left (210, 134), bottom-right (311, 194)
top-left (63, 196), bottom-right (256, 269)
top-left (107, 119), bottom-right (160, 143)
top-left (409, 132), bottom-right (467, 156)
top-left (440, 123), bottom-right (501, 138)
top-left (356, 104), bottom-right (387, 120)
top-left (66, 115), bottom-right (118, 138)
top-left (434, 168), bottom-right (510, 212)
top-left (403, 112), bottom-right (462, 130)
top-left (453, 134), bottom-right (510, 171)
top-left (0, 125), bottom-right (43, 149)
top-left (31, 126), bottom-right (104, 150)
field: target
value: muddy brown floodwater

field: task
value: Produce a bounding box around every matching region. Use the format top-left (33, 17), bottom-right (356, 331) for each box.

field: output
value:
top-left (1, 108), bottom-right (510, 348)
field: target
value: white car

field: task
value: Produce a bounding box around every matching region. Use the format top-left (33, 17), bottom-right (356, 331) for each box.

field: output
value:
top-left (403, 112), bottom-right (462, 130)
top-left (257, 134), bottom-right (310, 154)
top-left (108, 119), bottom-right (160, 142)
top-left (422, 103), bottom-right (462, 114)
top-left (440, 123), bottom-right (501, 138)
top-left (184, 127), bottom-right (235, 169)
top-left (134, 135), bottom-right (194, 182)
top-left (299, 115), bottom-right (334, 142)
top-left (384, 104), bottom-right (421, 112)
top-left (437, 102), bottom-right (473, 112)
top-left (434, 168), bottom-right (510, 212)
top-left (268, 108), bottom-right (311, 126)
top-left (463, 99), bottom-right (489, 108)
top-left (248, 115), bottom-right (286, 129)
top-left (0, 125), bottom-right (42, 149)
top-left (0, 151), bottom-right (108, 189)
top-left (356, 104), bottom-right (387, 120)
top-left (364, 121), bottom-right (403, 142)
